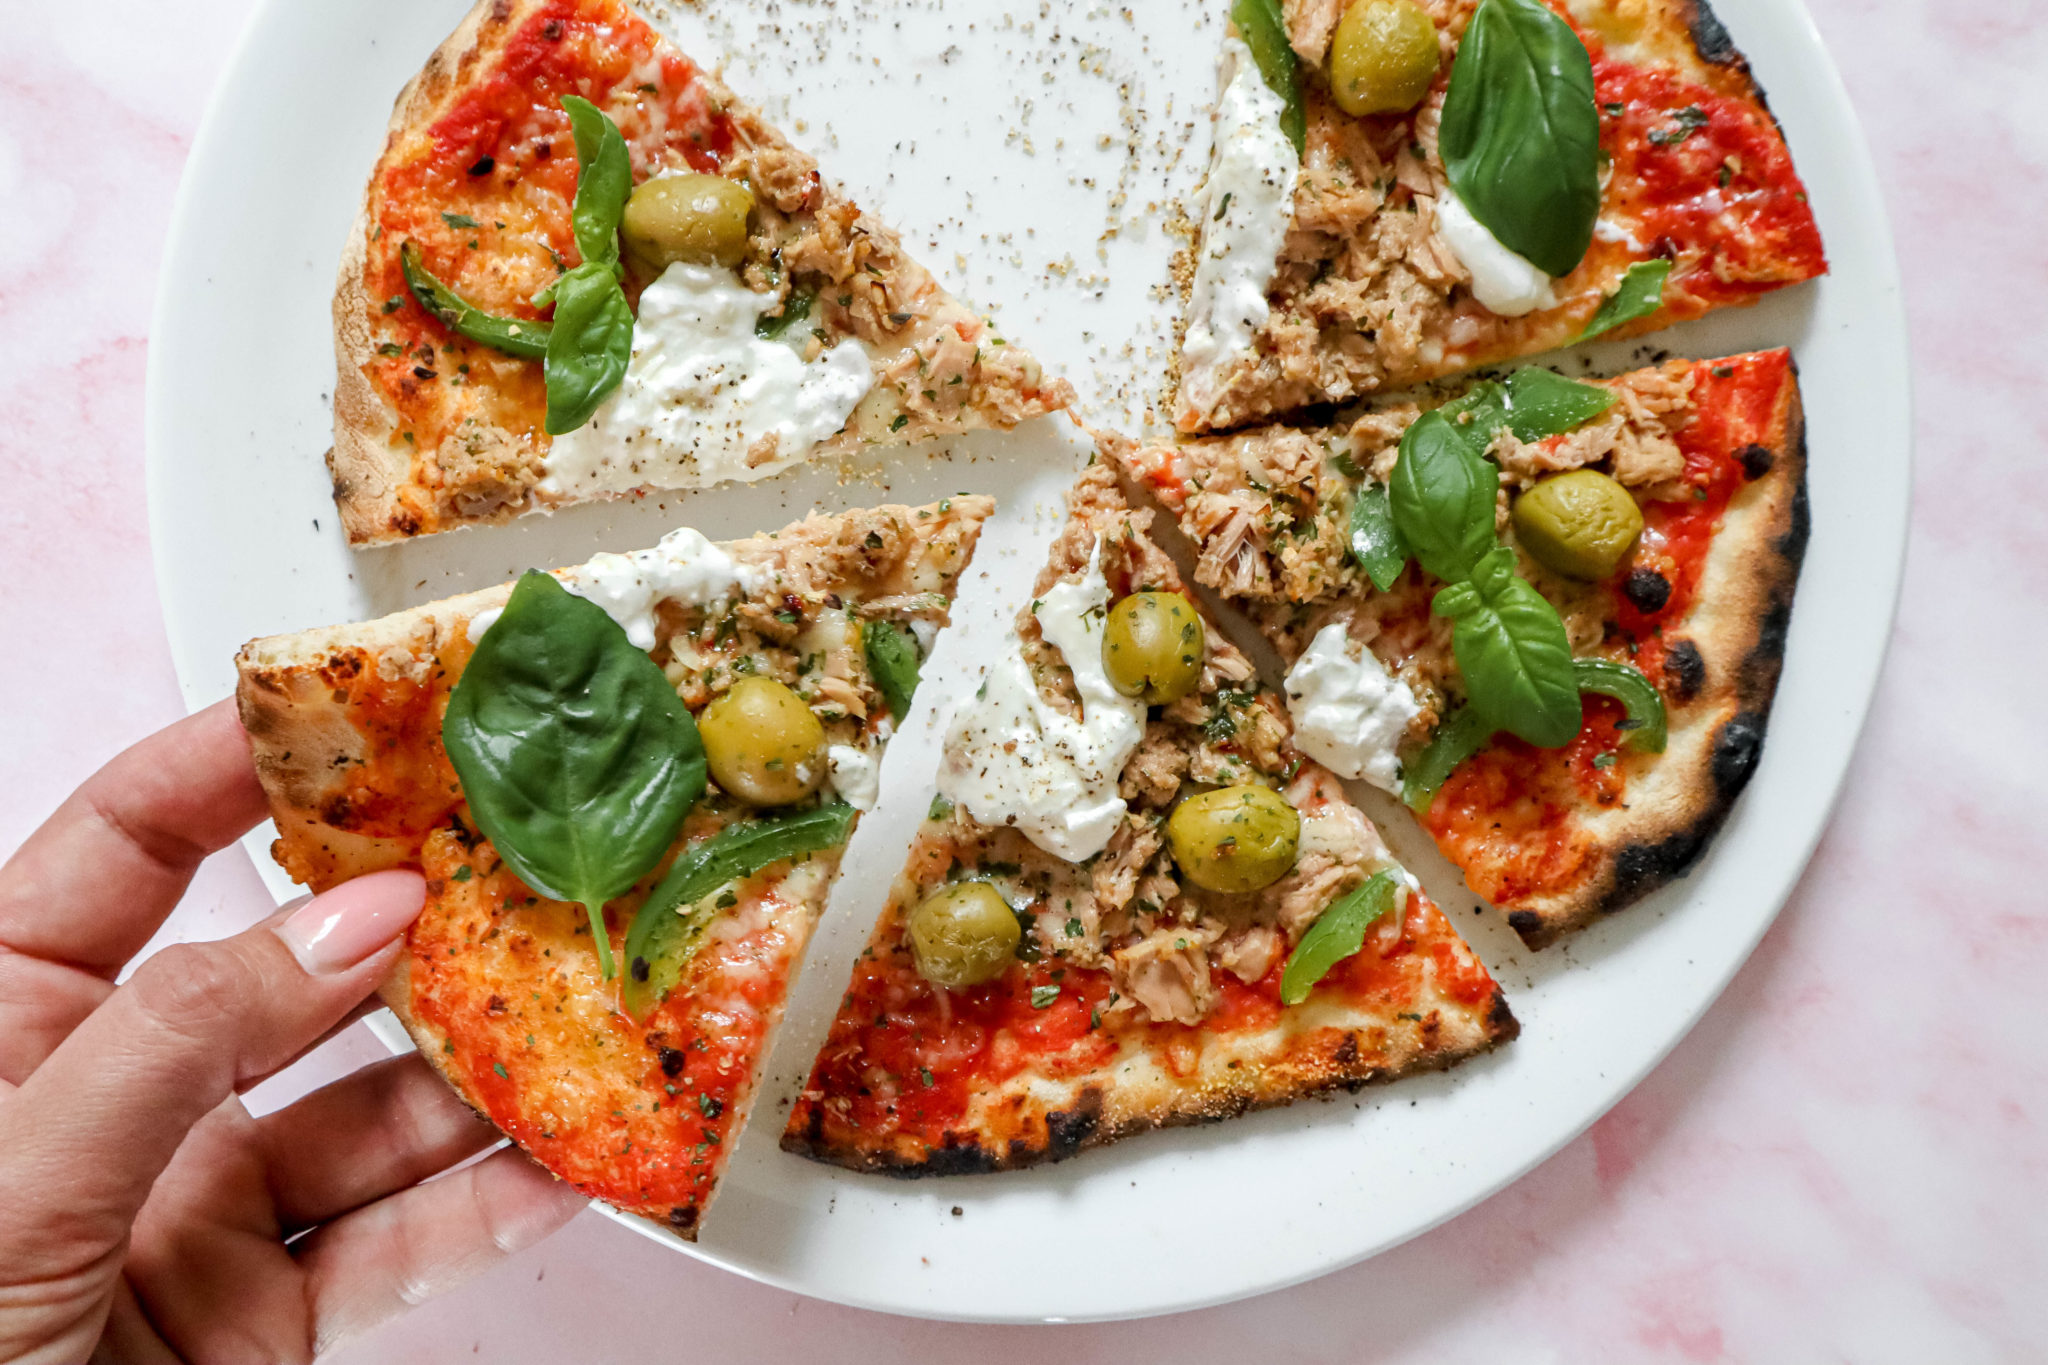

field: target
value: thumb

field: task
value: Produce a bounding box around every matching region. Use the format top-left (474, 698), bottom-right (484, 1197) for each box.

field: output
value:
top-left (0, 869), bottom-right (426, 1266)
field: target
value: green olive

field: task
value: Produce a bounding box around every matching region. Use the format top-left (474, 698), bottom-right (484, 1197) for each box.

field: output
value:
top-left (1328, 0), bottom-right (1441, 117)
top-left (698, 676), bottom-right (826, 807)
top-left (620, 173), bottom-right (755, 271)
top-left (1101, 592), bottom-right (1206, 705)
top-left (1166, 784), bottom-right (1301, 894)
top-left (1512, 469), bottom-right (1646, 581)
top-left (906, 882), bottom-right (1021, 990)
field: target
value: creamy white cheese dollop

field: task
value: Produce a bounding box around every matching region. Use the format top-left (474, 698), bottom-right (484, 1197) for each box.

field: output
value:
top-left (1434, 189), bottom-right (1560, 318)
top-left (826, 741), bottom-right (883, 811)
top-left (936, 539), bottom-right (1147, 862)
top-left (1179, 35), bottom-right (1301, 419)
top-left (540, 262), bottom-right (873, 500)
top-left (468, 525), bottom-right (763, 650)
top-left (1283, 623), bottom-right (1423, 795)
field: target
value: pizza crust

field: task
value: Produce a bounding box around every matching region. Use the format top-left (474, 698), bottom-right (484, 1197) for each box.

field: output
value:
top-left (1492, 378), bottom-right (1808, 948)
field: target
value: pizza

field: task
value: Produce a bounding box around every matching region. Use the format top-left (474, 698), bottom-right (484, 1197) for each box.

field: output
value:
top-left (1121, 348), bottom-right (1805, 946)
top-left (782, 464), bottom-right (1515, 1174)
top-left (1174, 0), bottom-right (1824, 432)
top-left (235, 497), bottom-right (991, 1233)
top-left (335, 0), bottom-right (1070, 544)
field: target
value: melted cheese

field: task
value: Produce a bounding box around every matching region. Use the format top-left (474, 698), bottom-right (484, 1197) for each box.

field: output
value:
top-left (1283, 624), bottom-right (1422, 794)
top-left (1434, 189), bottom-right (1560, 318)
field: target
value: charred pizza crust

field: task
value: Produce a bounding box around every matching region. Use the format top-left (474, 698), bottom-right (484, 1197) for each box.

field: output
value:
top-left (1483, 380), bottom-right (1807, 947)
top-left (334, 0), bottom-right (1068, 544)
top-left (236, 497), bottom-right (992, 1232)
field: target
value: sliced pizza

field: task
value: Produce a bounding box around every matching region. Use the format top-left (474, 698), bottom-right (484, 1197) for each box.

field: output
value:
top-left (236, 496), bottom-right (992, 1234)
top-left (335, 0), bottom-right (1069, 544)
top-left (1123, 348), bottom-right (1805, 947)
top-left (782, 464), bottom-right (1515, 1175)
top-left (1174, 0), bottom-right (1824, 432)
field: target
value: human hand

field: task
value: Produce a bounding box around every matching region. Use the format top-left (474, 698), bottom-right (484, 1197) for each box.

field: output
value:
top-left (0, 701), bottom-right (584, 1364)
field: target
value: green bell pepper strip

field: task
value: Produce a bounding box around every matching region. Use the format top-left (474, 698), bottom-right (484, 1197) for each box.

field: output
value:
top-left (862, 620), bottom-right (922, 723)
top-left (1572, 659), bottom-right (1667, 753)
top-left (1230, 0), bottom-right (1305, 157)
top-left (1401, 706), bottom-right (1497, 812)
top-left (619, 804), bottom-right (857, 1022)
top-left (1280, 869), bottom-right (1405, 1006)
top-left (400, 243), bottom-right (551, 359)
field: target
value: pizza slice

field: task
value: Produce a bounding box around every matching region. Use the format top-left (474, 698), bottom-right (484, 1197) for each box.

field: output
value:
top-left (1123, 348), bottom-right (1805, 947)
top-left (335, 0), bottom-right (1069, 544)
top-left (1174, 0), bottom-right (1824, 432)
top-left (236, 496), bottom-right (992, 1234)
top-left (782, 465), bottom-right (1514, 1175)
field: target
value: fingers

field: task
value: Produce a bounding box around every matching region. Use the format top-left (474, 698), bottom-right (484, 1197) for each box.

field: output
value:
top-left (258, 1054), bottom-right (502, 1232)
top-left (0, 699), bottom-right (269, 976)
top-left (0, 871), bottom-right (425, 1280)
top-left (298, 1149), bottom-right (585, 1357)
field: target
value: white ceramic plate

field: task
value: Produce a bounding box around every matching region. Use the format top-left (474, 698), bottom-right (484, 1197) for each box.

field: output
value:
top-left (147, 0), bottom-right (1909, 1324)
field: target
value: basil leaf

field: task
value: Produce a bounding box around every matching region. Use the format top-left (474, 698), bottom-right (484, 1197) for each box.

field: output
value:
top-left (1231, 0), bottom-right (1305, 158)
top-left (443, 572), bottom-right (707, 979)
top-left (1435, 548), bottom-right (1582, 746)
top-left (1280, 870), bottom-right (1404, 1005)
top-left (1389, 411), bottom-right (1501, 583)
top-left (543, 262), bottom-right (634, 435)
top-left (1402, 705), bottom-right (1496, 811)
top-left (620, 804), bottom-right (856, 1021)
top-left (1574, 658), bottom-right (1667, 753)
top-left (863, 620), bottom-right (922, 722)
top-left (1580, 260), bottom-right (1672, 340)
top-left (561, 95), bottom-right (632, 275)
top-left (1439, 0), bottom-right (1600, 278)
top-left (756, 284), bottom-right (818, 341)
top-left (1505, 367), bottom-right (1616, 440)
top-left (400, 243), bottom-right (551, 358)
top-left (1347, 481), bottom-right (1410, 591)
top-left (1437, 380), bottom-right (1510, 455)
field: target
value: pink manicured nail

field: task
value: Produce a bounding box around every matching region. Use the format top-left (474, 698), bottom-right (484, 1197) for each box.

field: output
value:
top-left (274, 869), bottom-right (428, 974)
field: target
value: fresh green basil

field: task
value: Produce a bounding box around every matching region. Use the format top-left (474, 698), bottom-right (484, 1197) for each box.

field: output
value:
top-left (1439, 0), bottom-right (1601, 278)
top-left (1574, 658), bottom-right (1667, 753)
top-left (1435, 548), bottom-right (1582, 747)
top-left (756, 284), bottom-right (818, 341)
top-left (562, 95), bottom-right (632, 276)
top-left (400, 243), bottom-right (551, 359)
top-left (1280, 870), bottom-right (1404, 1005)
top-left (863, 620), bottom-right (923, 722)
top-left (1402, 705), bottom-right (1496, 811)
top-left (1231, 0), bottom-right (1305, 158)
top-left (1504, 367), bottom-right (1616, 440)
top-left (1580, 260), bottom-right (1672, 340)
top-left (1347, 481), bottom-right (1411, 591)
top-left (619, 804), bottom-right (855, 1021)
top-left (543, 262), bottom-right (635, 436)
top-left (443, 572), bottom-right (706, 980)
top-left (1389, 411), bottom-right (1501, 583)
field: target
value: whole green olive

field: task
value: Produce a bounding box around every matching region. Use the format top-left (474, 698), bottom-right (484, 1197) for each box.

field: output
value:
top-left (906, 882), bottom-right (1021, 990)
top-left (1101, 591), bottom-right (1206, 705)
top-left (1166, 784), bottom-right (1301, 894)
top-left (1328, 0), bottom-right (1441, 117)
top-left (1512, 469), bottom-right (1646, 581)
top-left (620, 173), bottom-right (755, 271)
top-left (698, 676), bottom-right (826, 807)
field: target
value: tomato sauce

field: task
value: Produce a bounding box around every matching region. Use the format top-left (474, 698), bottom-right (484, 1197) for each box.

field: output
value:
top-left (1586, 35), bottom-right (1826, 311)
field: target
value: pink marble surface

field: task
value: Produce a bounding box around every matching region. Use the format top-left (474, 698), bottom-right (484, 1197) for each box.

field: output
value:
top-left (3, 0), bottom-right (2042, 1357)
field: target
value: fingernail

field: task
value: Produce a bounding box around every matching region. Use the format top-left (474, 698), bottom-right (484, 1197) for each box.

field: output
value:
top-left (275, 869), bottom-right (427, 974)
